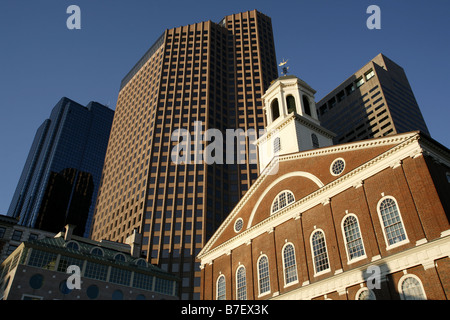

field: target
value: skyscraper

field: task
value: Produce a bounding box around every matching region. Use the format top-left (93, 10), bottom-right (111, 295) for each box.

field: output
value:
top-left (316, 53), bottom-right (430, 144)
top-left (90, 9), bottom-right (278, 299)
top-left (7, 98), bottom-right (114, 237)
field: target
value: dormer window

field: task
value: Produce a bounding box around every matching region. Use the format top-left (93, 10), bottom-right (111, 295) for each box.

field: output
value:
top-left (66, 240), bottom-right (80, 251)
top-left (91, 247), bottom-right (104, 257)
top-left (135, 258), bottom-right (148, 267)
top-left (114, 253), bottom-right (126, 262)
top-left (271, 190), bottom-right (295, 214)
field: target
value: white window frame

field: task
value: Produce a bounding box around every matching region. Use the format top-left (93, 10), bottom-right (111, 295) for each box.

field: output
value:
top-left (270, 190), bottom-right (295, 215)
top-left (398, 274), bottom-right (427, 300)
top-left (235, 265), bottom-right (247, 300)
top-left (65, 240), bottom-right (80, 251)
top-left (281, 242), bottom-right (299, 287)
top-left (257, 254), bottom-right (271, 297)
top-left (356, 76), bottom-right (365, 88)
top-left (310, 229), bottom-right (331, 277)
top-left (341, 214), bottom-right (367, 264)
top-left (376, 196), bottom-right (409, 250)
top-left (216, 274), bottom-right (226, 300)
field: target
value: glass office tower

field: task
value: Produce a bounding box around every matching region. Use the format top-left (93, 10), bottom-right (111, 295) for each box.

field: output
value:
top-left (90, 10), bottom-right (278, 299)
top-left (7, 98), bottom-right (114, 237)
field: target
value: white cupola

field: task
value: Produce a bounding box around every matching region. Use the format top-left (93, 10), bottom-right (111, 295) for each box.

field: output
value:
top-left (256, 75), bottom-right (335, 173)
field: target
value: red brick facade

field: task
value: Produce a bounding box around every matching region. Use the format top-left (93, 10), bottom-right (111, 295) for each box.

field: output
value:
top-left (198, 132), bottom-right (450, 300)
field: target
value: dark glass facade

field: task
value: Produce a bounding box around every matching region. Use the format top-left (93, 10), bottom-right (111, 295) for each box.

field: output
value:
top-left (7, 98), bottom-right (114, 237)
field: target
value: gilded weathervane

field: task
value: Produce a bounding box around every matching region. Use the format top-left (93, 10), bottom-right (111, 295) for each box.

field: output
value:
top-left (279, 59), bottom-right (289, 76)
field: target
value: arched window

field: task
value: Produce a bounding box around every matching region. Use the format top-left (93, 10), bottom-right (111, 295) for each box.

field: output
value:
top-left (286, 95), bottom-right (296, 114)
top-left (282, 243), bottom-right (298, 286)
top-left (399, 275), bottom-right (426, 300)
top-left (356, 288), bottom-right (376, 300)
top-left (311, 133), bottom-right (319, 149)
top-left (311, 230), bottom-right (330, 274)
top-left (302, 95), bottom-right (311, 116)
top-left (135, 258), bottom-right (148, 267)
top-left (216, 275), bottom-right (226, 300)
top-left (342, 215), bottom-right (365, 261)
top-left (378, 197), bottom-right (407, 247)
top-left (271, 99), bottom-right (280, 121)
top-left (257, 255), bottom-right (270, 296)
top-left (271, 190), bottom-right (295, 214)
top-left (236, 266), bottom-right (247, 300)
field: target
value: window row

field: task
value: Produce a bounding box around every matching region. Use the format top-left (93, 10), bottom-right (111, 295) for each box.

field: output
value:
top-left (219, 196), bottom-right (409, 298)
top-left (217, 263), bottom-right (426, 300)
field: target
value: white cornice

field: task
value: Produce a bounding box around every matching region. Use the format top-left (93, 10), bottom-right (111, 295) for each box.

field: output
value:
top-left (256, 114), bottom-right (335, 146)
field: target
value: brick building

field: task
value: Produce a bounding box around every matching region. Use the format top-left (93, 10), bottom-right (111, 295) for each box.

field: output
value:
top-left (197, 75), bottom-right (450, 300)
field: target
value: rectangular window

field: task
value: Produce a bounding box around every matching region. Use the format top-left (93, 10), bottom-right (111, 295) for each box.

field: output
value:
top-left (84, 261), bottom-right (108, 281)
top-left (109, 267), bottom-right (132, 286)
top-left (365, 69), bottom-right (375, 81)
top-left (356, 77), bottom-right (365, 88)
top-left (57, 255), bottom-right (84, 273)
top-left (27, 250), bottom-right (57, 270)
top-left (133, 272), bottom-right (154, 291)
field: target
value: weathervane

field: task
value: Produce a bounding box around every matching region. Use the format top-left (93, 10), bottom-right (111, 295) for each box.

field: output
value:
top-left (279, 59), bottom-right (289, 76)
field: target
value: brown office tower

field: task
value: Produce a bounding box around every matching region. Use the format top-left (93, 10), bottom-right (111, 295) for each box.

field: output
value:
top-left (90, 10), bottom-right (278, 299)
top-left (317, 53), bottom-right (430, 144)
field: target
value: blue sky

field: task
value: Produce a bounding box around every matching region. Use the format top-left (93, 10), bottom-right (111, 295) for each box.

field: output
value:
top-left (1, 0), bottom-right (449, 215)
